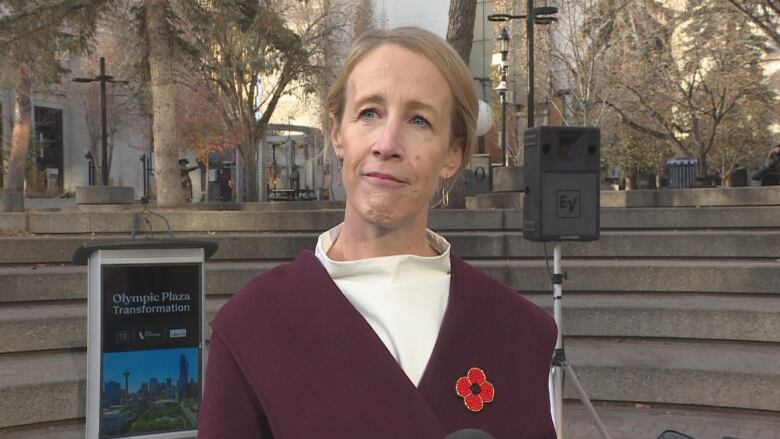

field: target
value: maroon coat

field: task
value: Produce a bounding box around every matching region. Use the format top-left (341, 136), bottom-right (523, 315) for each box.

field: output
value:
top-left (199, 250), bottom-right (557, 438)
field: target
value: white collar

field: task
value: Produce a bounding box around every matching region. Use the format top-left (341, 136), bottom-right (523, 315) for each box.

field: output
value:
top-left (314, 223), bottom-right (451, 283)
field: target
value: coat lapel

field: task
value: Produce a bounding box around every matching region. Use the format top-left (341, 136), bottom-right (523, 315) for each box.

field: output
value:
top-left (418, 255), bottom-right (558, 438)
top-left (290, 251), bottom-right (448, 438)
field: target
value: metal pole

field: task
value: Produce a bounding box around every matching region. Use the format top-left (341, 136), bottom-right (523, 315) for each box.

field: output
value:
top-left (550, 241), bottom-right (612, 439)
top-left (552, 243), bottom-right (563, 437)
top-left (99, 57), bottom-right (109, 185)
top-left (140, 154), bottom-right (147, 200)
top-left (480, 80), bottom-right (488, 154)
top-left (527, 0), bottom-right (535, 128)
top-left (501, 90), bottom-right (507, 167)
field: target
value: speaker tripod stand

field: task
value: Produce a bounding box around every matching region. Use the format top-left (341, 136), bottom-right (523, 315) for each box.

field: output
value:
top-left (548, 243), bottom-right (611, 439)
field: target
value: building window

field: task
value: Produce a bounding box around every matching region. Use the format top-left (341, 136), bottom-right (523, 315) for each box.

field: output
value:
top-left (31, 106), bottom-right (64, 194)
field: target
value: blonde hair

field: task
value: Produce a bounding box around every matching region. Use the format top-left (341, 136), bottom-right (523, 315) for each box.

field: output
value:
top-left (325, 27), bottom-right (479, 170)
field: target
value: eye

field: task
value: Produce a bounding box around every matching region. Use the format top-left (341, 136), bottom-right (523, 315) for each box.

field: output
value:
top-left (358, 108), bottom-right (379, 120)
top-left (410, 114), bottom-right (431, 128)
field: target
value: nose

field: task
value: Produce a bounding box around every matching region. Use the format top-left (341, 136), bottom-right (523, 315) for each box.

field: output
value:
top-left (371, 118), bottom-right (404, 160)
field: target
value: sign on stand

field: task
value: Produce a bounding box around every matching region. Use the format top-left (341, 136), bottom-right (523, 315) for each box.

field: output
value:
top-left (74, 240), bottom-right (217, 439)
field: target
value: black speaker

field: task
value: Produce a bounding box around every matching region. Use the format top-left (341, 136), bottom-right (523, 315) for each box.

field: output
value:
top-left (522, 126), bottom-right (600, 241)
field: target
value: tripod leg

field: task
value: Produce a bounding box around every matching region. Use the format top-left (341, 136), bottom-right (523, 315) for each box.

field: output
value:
top-left (563, 363), bottom-right (612, 439)
top-left (550, 365), bottom-right (564, 438)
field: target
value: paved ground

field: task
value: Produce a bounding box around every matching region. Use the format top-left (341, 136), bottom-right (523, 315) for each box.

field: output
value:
top-left (0, 402), bottom-right (777, 438)
top-left (563, 401), bottom-right (780, 439)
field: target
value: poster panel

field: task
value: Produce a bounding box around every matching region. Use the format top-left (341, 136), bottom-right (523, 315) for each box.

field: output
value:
top-left (98, 263), bottom-right (201, 438)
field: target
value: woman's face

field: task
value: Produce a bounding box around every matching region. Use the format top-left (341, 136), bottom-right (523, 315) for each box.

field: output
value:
top-left (331, 44), bottom-right (462, 230)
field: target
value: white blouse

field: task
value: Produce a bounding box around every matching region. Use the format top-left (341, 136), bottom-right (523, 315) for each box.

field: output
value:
top-left (314, 224), bottom-right (451, 387)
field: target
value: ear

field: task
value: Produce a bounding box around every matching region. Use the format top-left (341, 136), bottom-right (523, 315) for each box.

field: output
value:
top-left (440, 139), bottom-right (464, 179)
top-left (329, 112), bottom-right (343, 160)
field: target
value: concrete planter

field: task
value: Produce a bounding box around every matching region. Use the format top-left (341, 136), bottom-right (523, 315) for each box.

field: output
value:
top-left (75, 186), bottom-right (134, 204)
top-left (492, 166), bottom-right (524, 192)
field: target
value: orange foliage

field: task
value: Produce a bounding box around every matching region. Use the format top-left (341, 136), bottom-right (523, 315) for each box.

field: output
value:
top-left (175, 78), bottom-right (243, 163)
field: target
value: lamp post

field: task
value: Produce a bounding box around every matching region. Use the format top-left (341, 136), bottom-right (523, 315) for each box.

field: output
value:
top-left (488, 3), bottom-right (558, 131)
top-left (73, 57), bottom-right (128, 186)
top-left (472, 76), bottom-right (492, 154)
top-left (496, 27), bottom-right (510, 167)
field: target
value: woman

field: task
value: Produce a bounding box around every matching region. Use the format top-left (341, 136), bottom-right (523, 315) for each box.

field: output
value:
top-left (199, 27), bottom-right (557, 438)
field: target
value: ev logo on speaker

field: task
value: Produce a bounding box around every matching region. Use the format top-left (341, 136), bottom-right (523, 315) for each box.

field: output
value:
top-left (556, 190), bottom-right (581, 218)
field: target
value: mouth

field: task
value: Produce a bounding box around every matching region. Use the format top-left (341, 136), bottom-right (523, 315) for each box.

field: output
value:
top-left (363, 172), bottom-right (406, 184)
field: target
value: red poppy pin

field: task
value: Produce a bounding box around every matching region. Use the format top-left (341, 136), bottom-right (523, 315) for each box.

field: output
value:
top-left (455, 367), bottom-right (495, 412)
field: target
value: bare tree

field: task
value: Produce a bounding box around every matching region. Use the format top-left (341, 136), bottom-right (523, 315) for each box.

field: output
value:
top-left (443, 0), bottom-right (477, 209)
top-left (600, 0), bottom-right (775, 176)
top-left (548, 0), bottom-right (629, 127)
top-left (182, 0), bottom-right (342, 202)
top-left (316, 0), bottom-right (348, 200)
top-left (721, 0), bottom-right (780, 46)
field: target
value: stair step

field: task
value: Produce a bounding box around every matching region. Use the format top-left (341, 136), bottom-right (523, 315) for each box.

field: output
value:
top-left (481, 259), bottom-right (780, 294)
top-left (0, 419), bottom-right (84, 438)
top-left (2, 206), bottom-right (779, 235)
top-left (2, 259), bottom-right (779, 304)
top-left (3, 230), bottom-right (779, 265)
top-left (0, 350), bottom-right (85, 428)
top-left (1, 338), bottom-right (777, 429)
top-left (526, 293), bottom-right (780, 342)
top-left (2, 293), bottom-right (777, 355)
top-left (474, 187), bottom-right (780, 209)
top-left (563, 338), bottom-right (780, 412)
top-left (596, 205), bottom-right (780, 229)
top-left (0, 299), bottom-right (226, 354)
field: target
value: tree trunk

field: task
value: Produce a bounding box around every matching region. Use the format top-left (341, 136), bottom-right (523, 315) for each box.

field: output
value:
top-left (1, 64), bottom-right (32, 212)
top-left (446, 0), bottom-right (477, 63)
top-left (445, 0), bottom-right (477, 209)
top-left (145, 0), bottom-right (184, 207)
top-left (239, 128), bottom-right (260, 202)
top-left (352, 0), bottom-right (374, 40)
top-left (237, 121), bottom-right (267, 202)
top-left (697, 153), bottom-right (708, 180)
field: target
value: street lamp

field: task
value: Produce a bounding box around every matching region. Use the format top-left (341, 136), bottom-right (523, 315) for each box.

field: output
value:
top-left (488, 2), bottom-right (558, 131)
top-left (496, 27), bottom-right (510, 166)
top-left (473, 76), bottom-right (492, 154)
top-left (73, 57), bottom-right (128, 186)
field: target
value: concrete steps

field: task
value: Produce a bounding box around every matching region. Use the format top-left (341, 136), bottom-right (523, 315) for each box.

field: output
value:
top-left (0, 350), bottom-right (85, 428)
top-left (3, 230), bottom-right (780, 265)
top-left (1, 338), bottom-right (778, 429)
top-left (0, 420), bottom-right (84, 439)
top-left (563, 338), bottom-right (780, 412)
top-left (2, 259), bottom-right (779, 304)
top-left (471, 186), bottom-right (780, 209)
top-left (2, 205), bottom-right (780, 234)
top-left (527, 293), bottom-right (780, 342)
top-left (0, 204), bottom-right (778, 432)
top-left (2, 292), bottom-right (777, 356)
